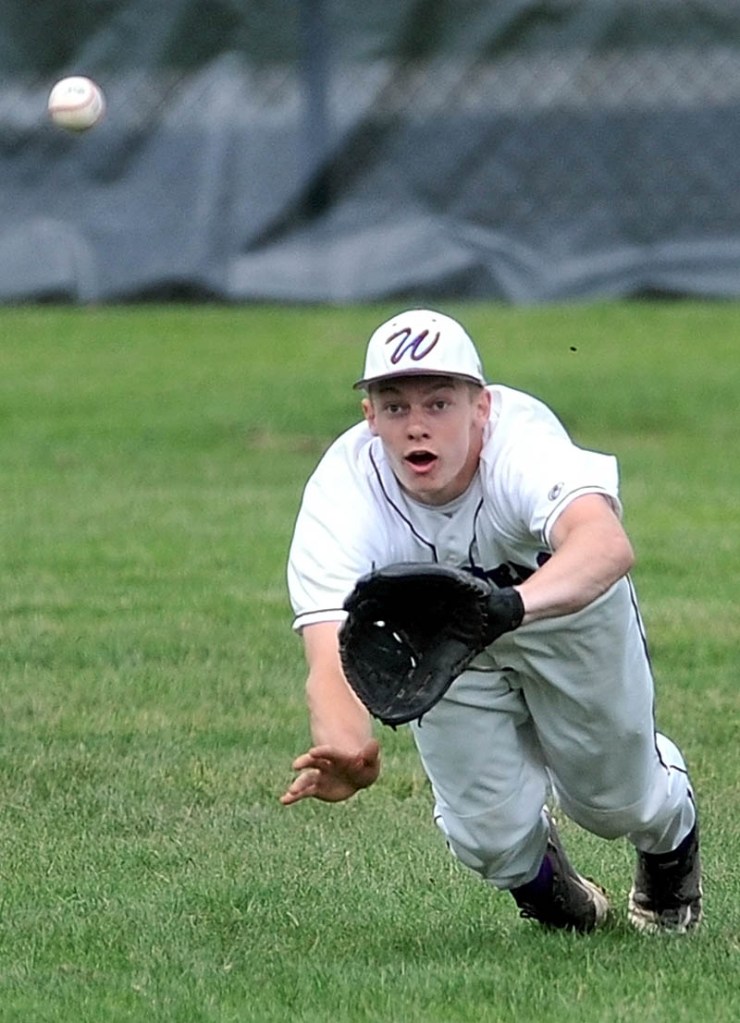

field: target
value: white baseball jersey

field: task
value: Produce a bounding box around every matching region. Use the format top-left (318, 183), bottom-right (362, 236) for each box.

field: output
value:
top-left (288, 384), bottom-right (620, 632)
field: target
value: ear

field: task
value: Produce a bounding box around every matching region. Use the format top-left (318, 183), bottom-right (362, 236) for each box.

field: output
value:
top-left (474, 386), bottom-right (491, 424)
top-left (362, 396), bottom-right (379, 435)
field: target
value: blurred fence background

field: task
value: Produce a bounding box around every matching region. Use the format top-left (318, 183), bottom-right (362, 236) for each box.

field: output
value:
top-left (2, 0), bottom-right (740, 305)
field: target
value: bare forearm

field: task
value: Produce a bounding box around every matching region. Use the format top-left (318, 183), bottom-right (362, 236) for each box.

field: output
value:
top-left (306, 668), bottom-right (373, 749)
top-left (281, 621), bottom-right (379, 806)
top-left (517, 513), bottom-right (634, 623)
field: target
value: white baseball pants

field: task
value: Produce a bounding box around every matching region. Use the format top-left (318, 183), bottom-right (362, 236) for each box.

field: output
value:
top-left (409, 578), bottom-right (697, 890)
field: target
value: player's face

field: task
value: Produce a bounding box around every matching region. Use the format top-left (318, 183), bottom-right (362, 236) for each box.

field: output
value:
top-left (363, 376), bottom-right (491, 505)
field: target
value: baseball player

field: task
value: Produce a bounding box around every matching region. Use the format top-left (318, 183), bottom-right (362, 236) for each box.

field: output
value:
top-left (281, 308), bottom-right (702, 934)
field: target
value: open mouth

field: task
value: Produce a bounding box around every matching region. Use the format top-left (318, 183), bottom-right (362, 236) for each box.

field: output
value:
top-left (405, 450), bottom-right (437, 469)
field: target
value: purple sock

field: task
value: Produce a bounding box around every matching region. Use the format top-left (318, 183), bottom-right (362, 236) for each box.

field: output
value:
top-left (511, 852), bottom-right (554, 904)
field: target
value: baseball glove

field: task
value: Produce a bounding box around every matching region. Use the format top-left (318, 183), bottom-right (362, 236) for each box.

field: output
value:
top-left (338, 562), bottom-right (525, 726)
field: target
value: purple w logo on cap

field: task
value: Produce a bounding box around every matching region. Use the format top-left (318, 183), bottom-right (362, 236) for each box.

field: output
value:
top-left (386, 328), bottom-right (440, 365)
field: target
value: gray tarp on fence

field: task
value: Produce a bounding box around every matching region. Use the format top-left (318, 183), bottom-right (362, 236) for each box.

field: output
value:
top-left (2, 0), bottom-right (740, 304)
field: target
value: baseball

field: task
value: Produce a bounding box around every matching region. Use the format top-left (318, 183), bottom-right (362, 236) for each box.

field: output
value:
top-left (48, 76), bottom-right (106, 131)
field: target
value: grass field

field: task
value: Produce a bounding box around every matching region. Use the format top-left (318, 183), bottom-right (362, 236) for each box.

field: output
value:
top-left (0, 301), bottom-right (738, 1022)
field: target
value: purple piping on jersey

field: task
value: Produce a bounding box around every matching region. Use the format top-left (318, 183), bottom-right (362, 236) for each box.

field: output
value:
top-left (293, 607), bottom-right (347, 630)
top-left (368, 447), bottom-right (438, 561)
top-left (541, 484), bottom-right (613, 545)
top-left (467, 497), bottom-right (485, 571)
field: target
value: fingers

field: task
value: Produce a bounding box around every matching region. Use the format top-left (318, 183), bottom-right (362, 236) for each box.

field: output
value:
top-left (279, 785), bottom-right (309, 805)
top-left (280, 768), bottom-right (320, 805)
top-left (291, 750), bottom-right (333, 773)
top-left (301, 740), bottom-right (378, 769)
top-left (280, 740), bottom-right (381, 806)
top-left (302, 744), bottom-right (341, 764)
top-left (280, 747), bottom-right (338, 807)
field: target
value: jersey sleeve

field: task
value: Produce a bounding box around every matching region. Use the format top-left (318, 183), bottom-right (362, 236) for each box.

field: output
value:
top-left (533, 442), bottom-right (621, 545)
top-left (487, 389), bottom-right (622, 548)
top-left (287, 425), bottom-right (382, 631)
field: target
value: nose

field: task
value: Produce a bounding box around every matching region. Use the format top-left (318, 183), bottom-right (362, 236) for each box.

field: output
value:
top-left (406, 406), bottom-right (430, 439)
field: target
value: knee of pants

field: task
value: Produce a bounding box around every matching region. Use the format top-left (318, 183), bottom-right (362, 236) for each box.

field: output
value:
top-left (553, 734), bottom-right (691, 842)
top-left (556, 788), bottom-right (671, 841)
top-left (434, 800), bottom-right (547, 889)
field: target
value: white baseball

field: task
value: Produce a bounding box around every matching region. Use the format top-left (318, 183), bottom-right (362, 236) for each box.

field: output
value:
top-left (48, 76), bottom-right (106, 131)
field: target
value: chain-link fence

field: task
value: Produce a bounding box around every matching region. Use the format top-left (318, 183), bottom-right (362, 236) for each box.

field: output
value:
top-left (2, 0), bottom-right (740, 303)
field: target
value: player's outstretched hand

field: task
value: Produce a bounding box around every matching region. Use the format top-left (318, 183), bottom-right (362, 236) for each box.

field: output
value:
top-left (280, 739), bottom-right (380, 805)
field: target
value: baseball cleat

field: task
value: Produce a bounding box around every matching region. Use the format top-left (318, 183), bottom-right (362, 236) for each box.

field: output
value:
top-left (628, 823), bottom-right (702, 934)
top-left (512, 816), bottom-right (610, 933)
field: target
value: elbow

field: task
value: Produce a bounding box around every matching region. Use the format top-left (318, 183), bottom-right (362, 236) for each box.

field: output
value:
top-left (620, 535), bottom-right (636, 577)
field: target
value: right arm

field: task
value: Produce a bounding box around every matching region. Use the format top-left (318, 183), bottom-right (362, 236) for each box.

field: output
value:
top-left (280, 621), bottom-right (380, 805)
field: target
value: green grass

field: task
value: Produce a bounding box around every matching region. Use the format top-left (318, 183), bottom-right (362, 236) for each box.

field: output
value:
top-left (0, 301), bottom-right (738, 1022)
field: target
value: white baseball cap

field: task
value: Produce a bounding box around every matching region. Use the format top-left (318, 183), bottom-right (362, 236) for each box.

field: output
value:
top-left (354, 309), bottom-right (487, 390)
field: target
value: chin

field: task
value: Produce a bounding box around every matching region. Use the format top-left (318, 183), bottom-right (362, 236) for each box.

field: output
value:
top-left (406, 479), bottom-right (452, 506)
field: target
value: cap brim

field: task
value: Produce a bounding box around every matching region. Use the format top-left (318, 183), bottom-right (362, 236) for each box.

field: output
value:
top-left (353, 369), bottom-right (486, 390)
